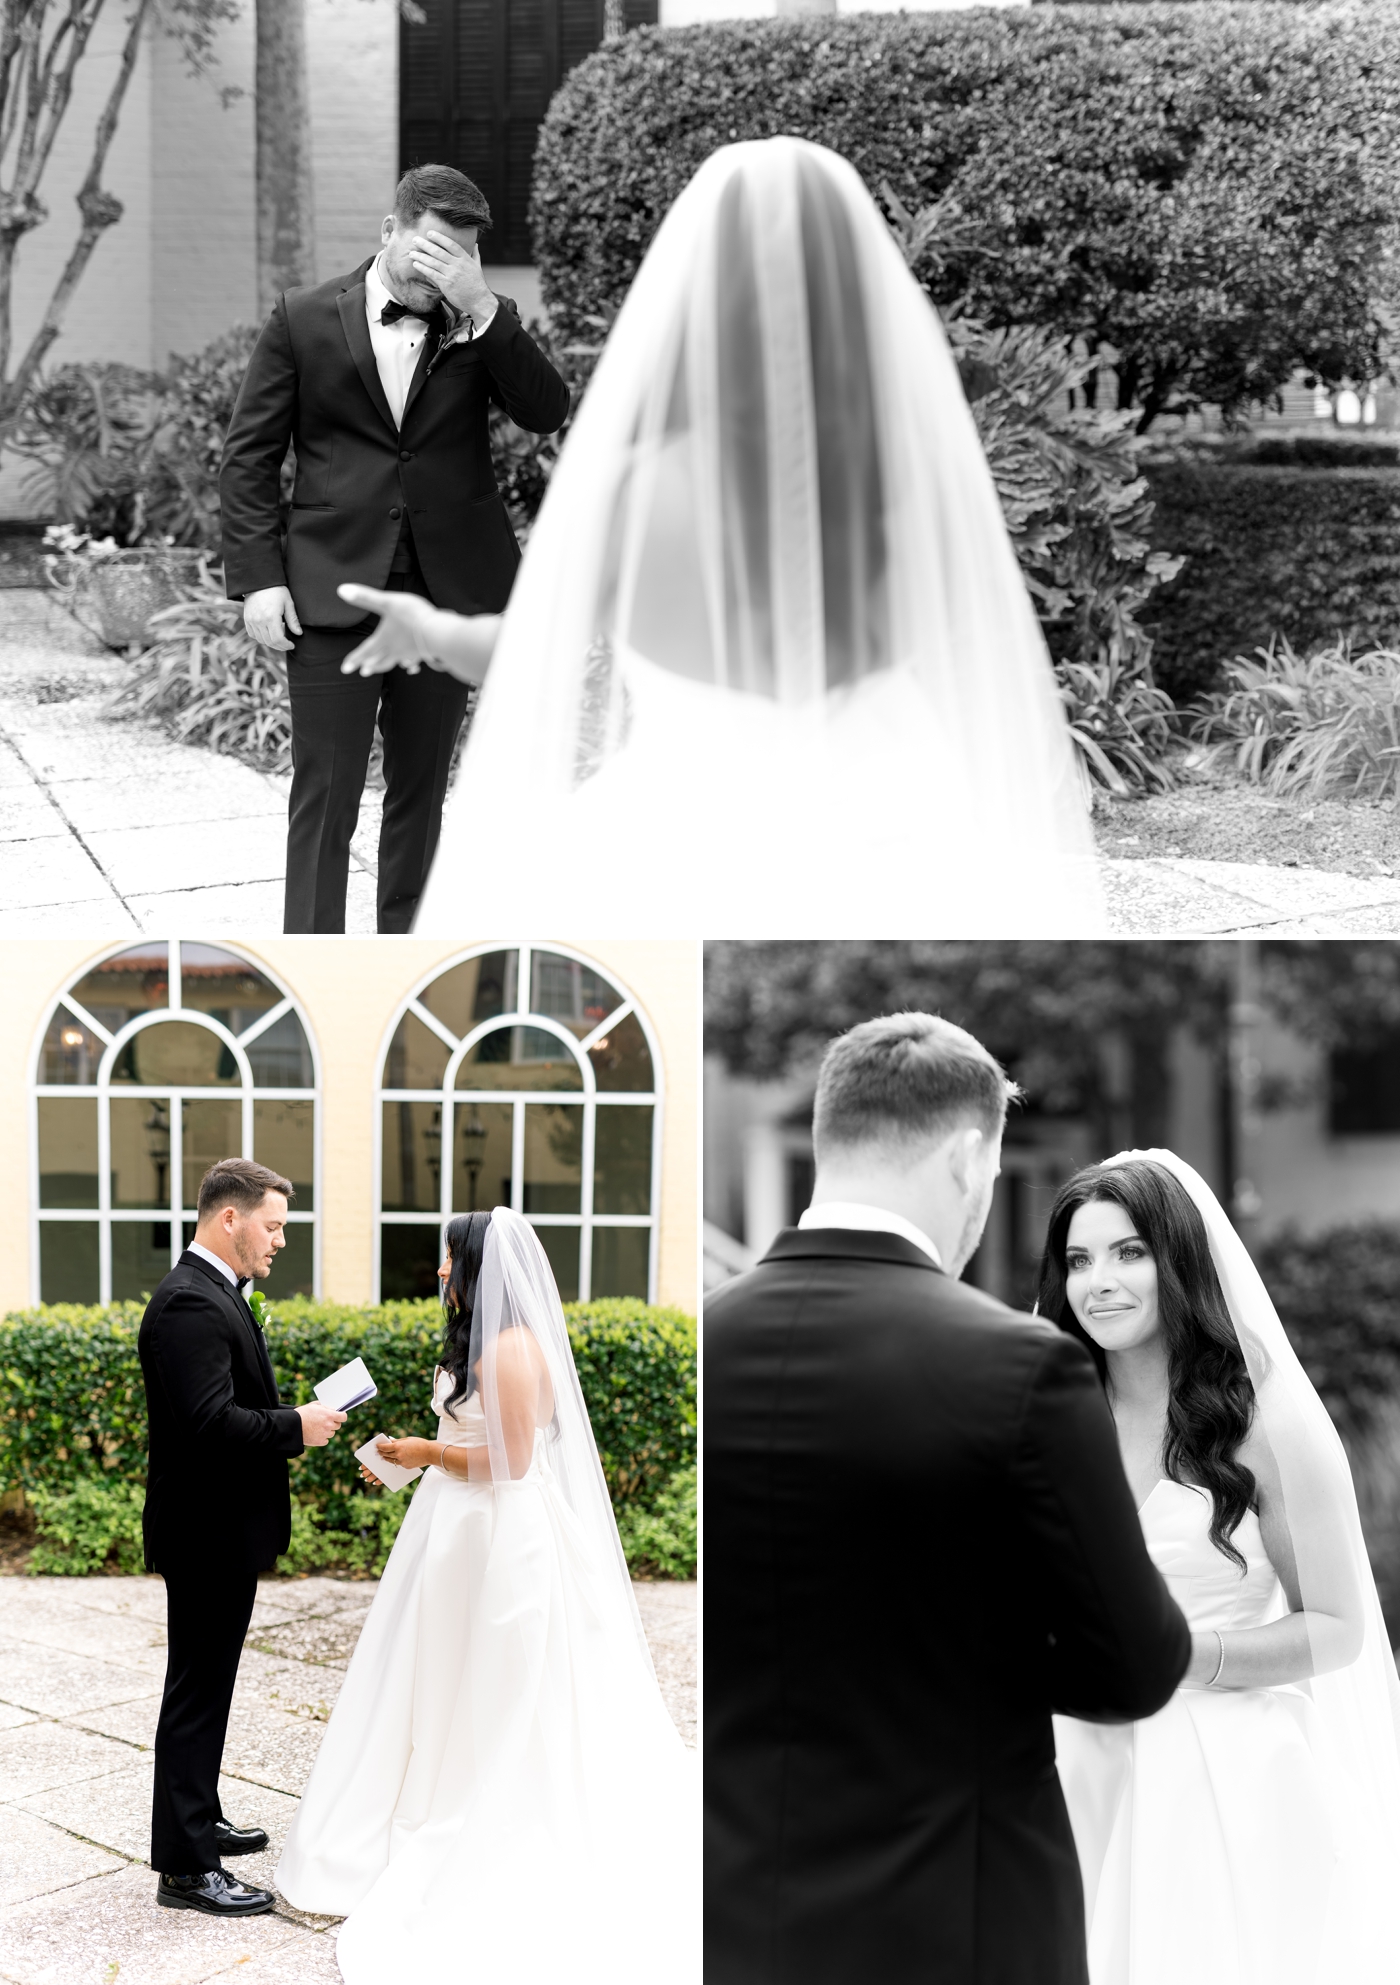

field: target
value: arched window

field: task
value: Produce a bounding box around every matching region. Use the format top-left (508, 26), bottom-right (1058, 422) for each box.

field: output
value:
top-left (377, 944), bottom-right (661, 1301)
top-left (32, 941), bottom-right (319, 1304)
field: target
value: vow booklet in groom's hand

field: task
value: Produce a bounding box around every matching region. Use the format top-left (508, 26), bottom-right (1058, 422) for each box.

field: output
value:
top-left (315, 1357), bottom-right (377, 1413)
top-left (355, 1436), bottom-right (422, 1492)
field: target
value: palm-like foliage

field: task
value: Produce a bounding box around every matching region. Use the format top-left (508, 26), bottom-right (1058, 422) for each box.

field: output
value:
top-left (103, 559), bottom-right (292, 770)
top-left (1194, 640), bottom-right (1400, 800)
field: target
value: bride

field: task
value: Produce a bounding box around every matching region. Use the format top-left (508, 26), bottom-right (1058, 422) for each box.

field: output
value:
top-left (275, 1207), bottom-right (698, 1982)
top-left (336, 136), bottom-right (1104, 937)
top-left (1038, 1150), bottom-right (1400, 1983)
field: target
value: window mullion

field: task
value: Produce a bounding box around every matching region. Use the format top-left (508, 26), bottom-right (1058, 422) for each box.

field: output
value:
top-left (579, 1098), bottom-right (596, 1301)
top-left (169, 1092), bottom-right (182, 1272)
top-left (98, 1086), bottom-right (112, 1304)
top-left (511, 1099), bottom-right (525, 1214)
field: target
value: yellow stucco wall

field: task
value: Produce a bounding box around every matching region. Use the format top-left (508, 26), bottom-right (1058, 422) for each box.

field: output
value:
top-left (3, 937), bottom-right (698, 1315)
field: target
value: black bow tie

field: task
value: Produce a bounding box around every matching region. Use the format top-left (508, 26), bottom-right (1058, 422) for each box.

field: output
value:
top-left (381, 298), bottom-right (444, 329)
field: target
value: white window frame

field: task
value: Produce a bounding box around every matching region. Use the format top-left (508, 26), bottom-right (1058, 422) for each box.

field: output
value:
top-left (29, 939), bottom-right (323, 1304)
top-left (373, 941), bottom-right (664, 1303)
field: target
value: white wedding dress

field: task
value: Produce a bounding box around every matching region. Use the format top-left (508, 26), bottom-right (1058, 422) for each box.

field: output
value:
top-left (1050, 1152), bottom-right (1400, 1985)
top-left (276, 1361), bottom-right (698, 1981)
top-left (1054, 1482), bottom-right (1345, 1985)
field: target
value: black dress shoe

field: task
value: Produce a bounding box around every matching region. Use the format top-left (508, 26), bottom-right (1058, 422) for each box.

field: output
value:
top-left (157, 1869), bottom-right (275, 1915)
top-left (213, 1818), bottom-right (270, 1856)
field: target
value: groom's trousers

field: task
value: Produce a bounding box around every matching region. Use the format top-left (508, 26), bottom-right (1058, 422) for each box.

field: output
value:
top-left (150, 1565), bottom-right (258, 1873)
top-left (282, 563), bottom-right (473, 935)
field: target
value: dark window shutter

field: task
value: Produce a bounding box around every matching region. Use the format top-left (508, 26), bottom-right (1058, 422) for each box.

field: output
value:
top-left (401, 0), bottom-right (658, 264)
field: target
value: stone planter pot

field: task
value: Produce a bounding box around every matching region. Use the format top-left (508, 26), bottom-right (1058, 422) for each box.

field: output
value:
top-left (68, 548), bottom-right (204, 648)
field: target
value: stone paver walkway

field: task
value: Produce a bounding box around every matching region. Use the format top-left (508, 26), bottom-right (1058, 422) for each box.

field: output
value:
top-left (0, 1572), bottom-right (695, 1983)
top-left (0, 593), bottom-right (381, 937)
top-left (11, 584), bottom-right (1400, 938)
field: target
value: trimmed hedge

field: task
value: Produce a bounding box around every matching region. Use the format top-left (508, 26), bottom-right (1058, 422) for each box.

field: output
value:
top-left (1143, 462), bottom-right (1400, 703)
top-left (532, 5), bottom-right (1400, 423)
top-left (0, 1298), bottom-right (696, 1566)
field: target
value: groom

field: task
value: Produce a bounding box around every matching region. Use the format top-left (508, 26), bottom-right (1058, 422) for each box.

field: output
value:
top-left (138, 1159), bottom-right (346, 1915)
top-left (220, 163), bottom-right (570, 933)
top-left (704, 1013), bottom-right (1192, 1984)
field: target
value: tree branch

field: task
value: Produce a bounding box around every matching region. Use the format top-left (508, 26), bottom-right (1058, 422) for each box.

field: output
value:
top-left (0, 0), bottom-right (148, 427)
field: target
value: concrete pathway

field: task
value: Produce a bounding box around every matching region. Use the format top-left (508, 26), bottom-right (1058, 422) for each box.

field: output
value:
top-left (10, 585), bottom-right (1400, 938)
top-left (0, 593), bottom-right (381, 937)
top-left (0, 1571), bottom-right (696, 1982)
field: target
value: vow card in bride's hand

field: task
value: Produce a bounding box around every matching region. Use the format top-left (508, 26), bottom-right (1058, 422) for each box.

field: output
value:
top-left (315, 1356), bottom-right (377, 1413)
top-left (354, 1436), bottom-right (422, 1492)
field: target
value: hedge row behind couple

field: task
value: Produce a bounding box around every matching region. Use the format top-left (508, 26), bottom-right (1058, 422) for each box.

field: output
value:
top-left (137, 1158), bottom-right (695, 1984)
top-left (705, 1012), bottom-right (1400, 1985)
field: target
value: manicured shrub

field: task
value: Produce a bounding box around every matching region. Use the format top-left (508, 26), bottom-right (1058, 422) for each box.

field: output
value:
top-left (532, 5), bottom-right (1400, 425)
top-left (615, 1463), bottom-right (696, 1581)
top-left (0, 1297), bottom-right (696, 1577)
top-left (1144, 462), bottom-right (1400, 702)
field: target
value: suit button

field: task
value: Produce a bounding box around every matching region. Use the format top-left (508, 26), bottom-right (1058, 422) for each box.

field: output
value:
top-left (389, 507), bottom-right (401, 519)
top-left (399, 450), bottom-right (412, 461)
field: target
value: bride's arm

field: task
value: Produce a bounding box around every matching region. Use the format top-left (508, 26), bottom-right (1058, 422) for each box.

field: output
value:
top-left (372, 1338), bottom-right (544, 1482)
top-left (1184, 1424), bottom-right (1366, 1690)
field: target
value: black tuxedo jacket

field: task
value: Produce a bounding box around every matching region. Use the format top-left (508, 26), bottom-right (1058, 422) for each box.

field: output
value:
top-left (138, 1251), bottom-right (304, 1575)
top-left (218, 260), bottom-right (570, 626)
top-left (704, 1227), bottom-right (1192, 1985)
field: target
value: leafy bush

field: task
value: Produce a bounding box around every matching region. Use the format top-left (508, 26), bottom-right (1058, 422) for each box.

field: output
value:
top-left (882, 192), bottom-right (1179, 791)
top-left (9, 330), bottom-right (272, 550)
top-left (615, 1463), bottom-right (696, 1581)
top-left (1143, 460), bottom-right (1400, 703)
top-left (1192, 639), bottom-right (1400, 799)
top-left (103, 559), bottom-right (294, 770)
top-left (27, 1478), bottom-right (146, 1576)
top-left (0, 1298), bottom-right (696, 1576)
top-left (532, 5), bottom-right (1400, 425)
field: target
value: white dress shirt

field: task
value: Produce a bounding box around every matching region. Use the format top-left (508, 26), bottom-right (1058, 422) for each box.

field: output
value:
top-left (188, 1239), bottom-right (244, 1289)
top-left (365, 253), bottom-right (496, 429)
top-left (797, 1201), bottom-right (943, 1269)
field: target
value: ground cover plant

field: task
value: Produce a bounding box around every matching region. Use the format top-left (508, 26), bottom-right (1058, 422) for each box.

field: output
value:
top-left (1191, 640), bottom-right (1400, 802)
top-left (0, 1296), bottom-right (696, 1579)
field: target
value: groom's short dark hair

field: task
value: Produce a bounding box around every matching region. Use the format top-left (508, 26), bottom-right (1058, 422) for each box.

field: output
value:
top-left (394, 164), bottom-right (492, 234)
top-left (197, 1158), bottom-right (294, 1219)
top-left (812, 1012), bottom-right (1018, 1159)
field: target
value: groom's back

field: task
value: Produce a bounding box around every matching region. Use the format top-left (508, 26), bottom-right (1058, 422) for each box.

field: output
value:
top-left (704, 1224), bottom-right (1188, 1985)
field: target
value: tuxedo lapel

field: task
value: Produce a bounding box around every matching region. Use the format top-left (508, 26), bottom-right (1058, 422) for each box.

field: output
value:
top-left (336, 272), bottom-right (398, 439)
top-left (398, 332), bottom-right (439, 430)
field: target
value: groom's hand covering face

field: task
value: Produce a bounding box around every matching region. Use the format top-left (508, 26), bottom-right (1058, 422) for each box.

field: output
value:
top-left (380, 208), bottom-right (490, 321)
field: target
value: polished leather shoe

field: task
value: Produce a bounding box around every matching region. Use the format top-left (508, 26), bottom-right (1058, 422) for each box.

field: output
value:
top-left (213, 1818), bottom-right (269, 1856)
top-left (157, 1869), bottom-right (275, 1915)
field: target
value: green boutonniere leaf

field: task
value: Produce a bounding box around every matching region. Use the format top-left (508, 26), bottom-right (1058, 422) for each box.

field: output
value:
top-left (248, 1291), bottom-right (270, 1330)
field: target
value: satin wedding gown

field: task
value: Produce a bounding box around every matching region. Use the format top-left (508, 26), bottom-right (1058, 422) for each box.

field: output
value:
top-left (1054, 1481), bottom-right (1343, 1985)
top-left (276, 1367), bottom-right (698, 1981)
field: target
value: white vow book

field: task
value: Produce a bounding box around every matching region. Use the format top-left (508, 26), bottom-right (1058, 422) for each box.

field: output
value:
top-left (315, 1357), bottom-right (377, 1412)
top-left (354, 1436), bottom-right (422, 1492)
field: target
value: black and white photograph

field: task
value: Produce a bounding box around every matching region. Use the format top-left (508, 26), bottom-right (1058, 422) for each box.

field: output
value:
top-left (4, 2), bottom-right (1400, 931)
top-left (705, 938), bottom-right (1400, 1982)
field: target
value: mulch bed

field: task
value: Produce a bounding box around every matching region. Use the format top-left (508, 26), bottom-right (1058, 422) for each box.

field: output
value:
top-left (1093, 753), bottom-right (1400, 880)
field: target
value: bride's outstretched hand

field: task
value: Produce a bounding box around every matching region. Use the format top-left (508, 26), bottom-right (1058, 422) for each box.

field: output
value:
top-left (337, 584), bottom-right (501, 683)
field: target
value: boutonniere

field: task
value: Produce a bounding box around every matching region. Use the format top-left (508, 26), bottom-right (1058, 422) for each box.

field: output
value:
top-left (248, 1290), bottom-right (271, 1330)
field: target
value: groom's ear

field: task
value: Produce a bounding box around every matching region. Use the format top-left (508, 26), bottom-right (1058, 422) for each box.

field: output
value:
top-left (945, 1124), bottom-right (984, 1195)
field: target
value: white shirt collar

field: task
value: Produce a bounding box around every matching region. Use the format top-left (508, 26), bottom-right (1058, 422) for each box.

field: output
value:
top-left (188, 1240), bottom-right (243, 1288)
top-left (796, 1202), bottom-right (943, 1269)
top-left (365, 252), bottom-right (395, 320)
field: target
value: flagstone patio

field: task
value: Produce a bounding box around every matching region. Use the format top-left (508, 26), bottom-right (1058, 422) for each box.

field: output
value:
top-left (0, 1572), bottom-right (696, 1984)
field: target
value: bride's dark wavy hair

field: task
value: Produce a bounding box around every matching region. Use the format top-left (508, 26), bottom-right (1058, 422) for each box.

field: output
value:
top-left (1036, 1159), bottom-right (1257, 1571)
top-left (439, 1211), bottom-right (493, 1412)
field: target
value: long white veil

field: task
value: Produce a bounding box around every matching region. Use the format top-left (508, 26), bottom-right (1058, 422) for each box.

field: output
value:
top-left (1106, 1148), bottom-right (1400, 1964)
top-left (474, 1206), bottom-right (654, 1672)
top-left (417, 137), bottom-right (1104, 936)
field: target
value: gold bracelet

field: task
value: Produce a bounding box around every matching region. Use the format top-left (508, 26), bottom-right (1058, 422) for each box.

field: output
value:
top-left (438, 1443), bottom-right (451, 1476)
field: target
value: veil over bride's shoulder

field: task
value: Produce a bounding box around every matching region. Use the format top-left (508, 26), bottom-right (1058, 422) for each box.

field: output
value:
top-left (416, 137), bottom-right (1104, 937)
